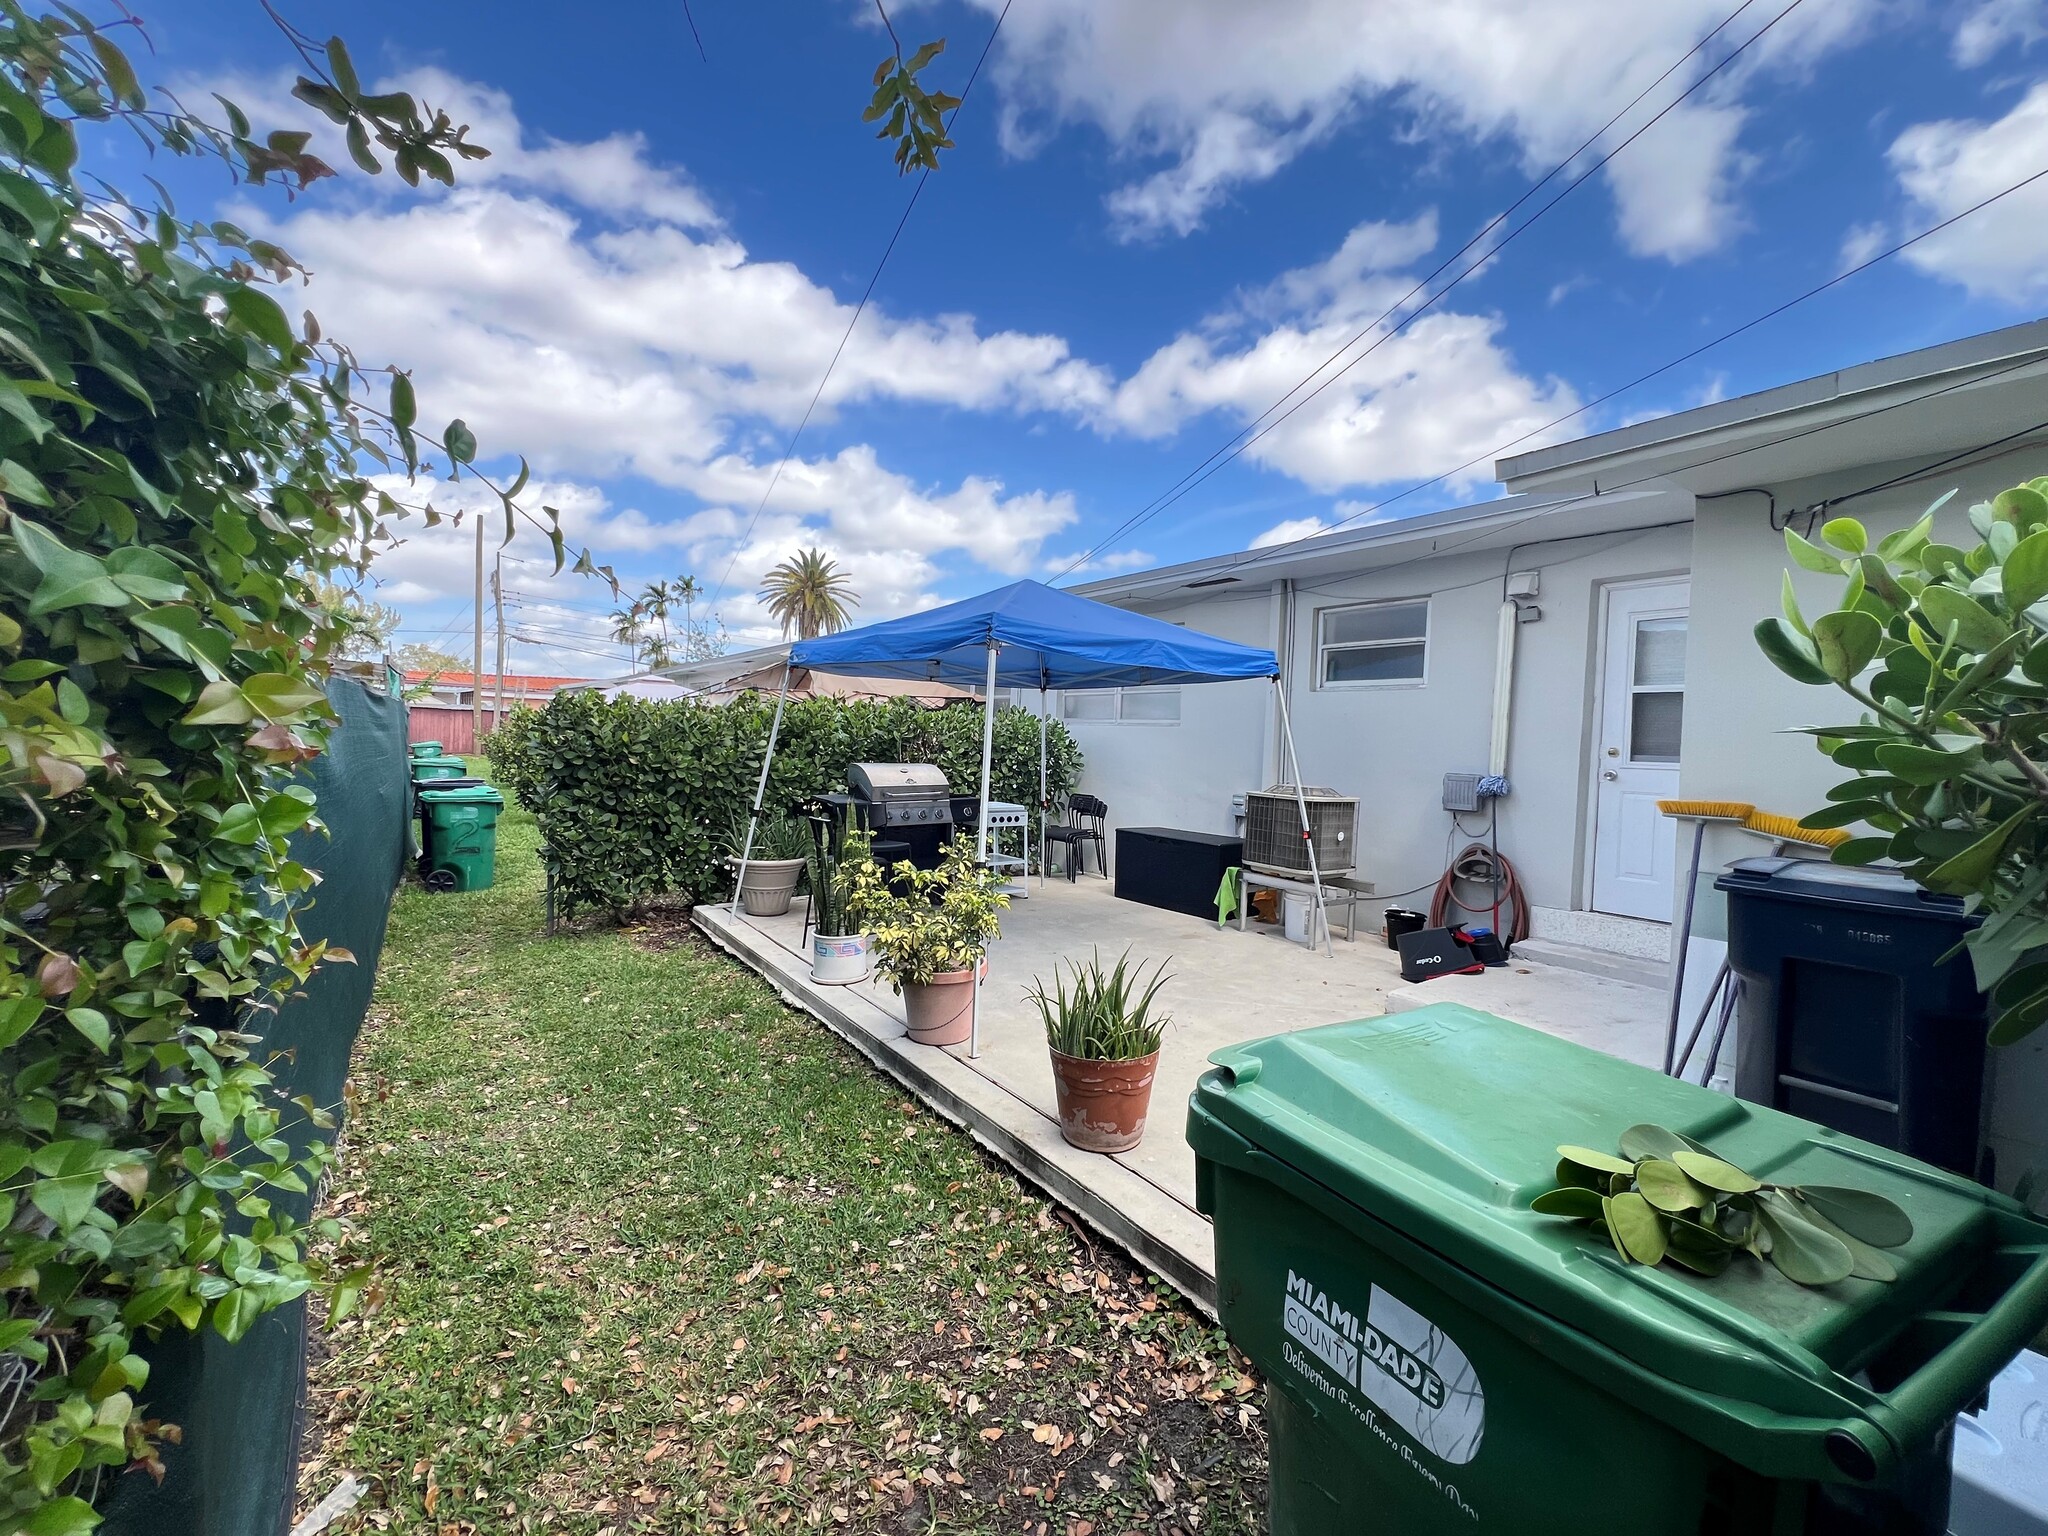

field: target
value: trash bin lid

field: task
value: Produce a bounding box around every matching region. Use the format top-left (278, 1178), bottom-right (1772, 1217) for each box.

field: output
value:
top-left (418, 783), bottom-right (503, 806)
top-left (1713, 856), bottom-right (1970, 920)
top-left (1192, 1003), bottom-right (2048, 1464)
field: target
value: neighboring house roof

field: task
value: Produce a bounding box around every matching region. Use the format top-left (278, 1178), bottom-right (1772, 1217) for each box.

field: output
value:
top-left (569, 649), bottom-right (975, 704)
top-left (1496, 317), bottom-right (2048, 498)
top-left (404, 671), bottom-right (585, 691)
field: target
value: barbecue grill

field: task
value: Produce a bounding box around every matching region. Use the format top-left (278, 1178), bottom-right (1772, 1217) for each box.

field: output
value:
top-left (846, 763), bottom-right (954, 870)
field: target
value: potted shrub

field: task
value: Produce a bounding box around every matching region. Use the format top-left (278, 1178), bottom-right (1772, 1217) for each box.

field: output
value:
top-left (804, 809), bottom-right (874, 985)
top-left (1026, 950), bottom-right (1169, 1153)
top-left (726, 811), bottom-right (810, 917)
top-left (848, 837), bottom-right (1008, 1046)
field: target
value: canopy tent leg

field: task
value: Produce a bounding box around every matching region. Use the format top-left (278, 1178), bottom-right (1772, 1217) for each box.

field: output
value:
top-left (1037, 688), bottom-right (1049, 891)
top-left (730, 663), bottom-right (793, 924)
top-left (1273, 679), bottom-right (1334, 958)
top-left (972, 642), bottom-right (1000, 1058)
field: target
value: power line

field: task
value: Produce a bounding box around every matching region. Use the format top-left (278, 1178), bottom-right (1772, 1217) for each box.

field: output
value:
top-left (706, 0), bottom-right (1017, 620)
top-left (1101, 159), bottom-right (2048, 594)
top-left (1054, 0), bottom-right (1806, 579)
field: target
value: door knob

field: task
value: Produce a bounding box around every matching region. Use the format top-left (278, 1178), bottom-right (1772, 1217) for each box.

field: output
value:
top-left (1602, 770), bottom-right (1618, 781)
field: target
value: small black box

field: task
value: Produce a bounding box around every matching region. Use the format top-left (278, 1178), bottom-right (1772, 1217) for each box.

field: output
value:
top-left (1397, 926), bottom-right (1481, 983)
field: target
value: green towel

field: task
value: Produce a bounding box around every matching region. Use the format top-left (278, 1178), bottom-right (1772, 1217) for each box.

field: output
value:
top-left (1214, 865), bottom-right (1240, 927)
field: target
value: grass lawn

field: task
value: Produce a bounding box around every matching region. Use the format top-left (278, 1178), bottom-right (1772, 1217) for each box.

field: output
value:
top-left (296, 793), bottom-right (1268, 1534)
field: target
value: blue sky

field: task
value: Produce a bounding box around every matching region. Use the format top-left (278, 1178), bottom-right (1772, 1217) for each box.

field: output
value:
top-left (124, 1), bottom-right (2048, 673)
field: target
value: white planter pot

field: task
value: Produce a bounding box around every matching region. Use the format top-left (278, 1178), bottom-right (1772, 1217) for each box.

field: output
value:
top-left (733, 856), bottom-right (806, 917)
top-left (810, 931), bottom-right (871, 985)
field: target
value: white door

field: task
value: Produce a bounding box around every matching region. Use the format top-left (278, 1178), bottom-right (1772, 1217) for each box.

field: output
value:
top-left (1590, 580), bottom-right (1689, 922)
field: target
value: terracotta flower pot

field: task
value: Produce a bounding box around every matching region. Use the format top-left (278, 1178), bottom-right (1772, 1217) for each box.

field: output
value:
top-left (1048, 1047), bottom-right (1159, 1153)
top-left (899, 964), bottom-right (984, 1047)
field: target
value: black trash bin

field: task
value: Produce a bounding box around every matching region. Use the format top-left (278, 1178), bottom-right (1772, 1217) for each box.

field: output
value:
top-left (1715, 856), bottom-right (1987, 1179)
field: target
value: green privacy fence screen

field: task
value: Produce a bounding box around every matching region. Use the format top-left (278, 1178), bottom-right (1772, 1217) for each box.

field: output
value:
top-left (98, 675), bottom-right (408, 1536)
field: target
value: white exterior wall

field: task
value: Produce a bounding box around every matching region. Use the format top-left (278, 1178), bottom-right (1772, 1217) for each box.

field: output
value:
top-left (1067, 522), bottom-right (1694, 928)
top-left (1683, 447), bottom-right (2048, 1187)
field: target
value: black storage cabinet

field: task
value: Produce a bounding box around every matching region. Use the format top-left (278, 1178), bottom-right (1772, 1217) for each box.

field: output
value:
top-left (1115, 827), bottom-right (1241, 920)
top-left (1715, 856), bottom-right (1987, 1178)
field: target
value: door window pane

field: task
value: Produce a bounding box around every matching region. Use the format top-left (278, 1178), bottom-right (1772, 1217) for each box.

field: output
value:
top-left (1631, 691), bottom-right (1684, 762)
top-left (1633, 618), bottom-right (1687, 687)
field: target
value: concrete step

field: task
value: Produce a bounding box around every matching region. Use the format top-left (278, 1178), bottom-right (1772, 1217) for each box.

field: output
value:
top-left (1511, 936), bottom-right (1669, 991)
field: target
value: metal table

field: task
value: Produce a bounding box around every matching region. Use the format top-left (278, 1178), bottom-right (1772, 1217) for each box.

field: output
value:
top-left (984, 800), bottom-right (1030, 896)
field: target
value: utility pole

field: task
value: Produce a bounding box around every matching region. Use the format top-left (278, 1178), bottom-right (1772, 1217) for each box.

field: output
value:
top-left (471, 514), bottom-right (484, 747)
top-left (493, 552), bottom-right (507, 726)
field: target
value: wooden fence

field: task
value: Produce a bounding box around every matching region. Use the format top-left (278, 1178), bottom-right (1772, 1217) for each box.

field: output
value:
top-left (405, 704), bottom-right (513, 757)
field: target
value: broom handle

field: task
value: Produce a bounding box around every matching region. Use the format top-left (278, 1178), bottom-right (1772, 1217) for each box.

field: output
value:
top-left (1661, 818), bottom-right (1708, 1076)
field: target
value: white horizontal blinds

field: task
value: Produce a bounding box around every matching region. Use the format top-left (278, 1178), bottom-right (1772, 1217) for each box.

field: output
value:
top-left (1629, 616), bottom-right (1686, 763)
top-left (1318, 598), bottom-right (1427, 685)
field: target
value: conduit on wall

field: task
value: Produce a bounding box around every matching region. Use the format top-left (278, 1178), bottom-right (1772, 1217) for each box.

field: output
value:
top-left (1488, 599), bottom-right (1517, 780)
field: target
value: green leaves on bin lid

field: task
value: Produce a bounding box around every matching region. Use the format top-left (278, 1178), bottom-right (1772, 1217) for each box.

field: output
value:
top-left (1533, 1125), bottom-right (1913, 1291)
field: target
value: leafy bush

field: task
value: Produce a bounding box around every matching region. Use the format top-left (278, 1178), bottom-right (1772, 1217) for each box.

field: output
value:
top-left (847, 839), bottom-right (1008, 990)
top-left (493, 691), bottom-right (1082, 920)
top-left (1756, 477), bottom-right (2048, 1044)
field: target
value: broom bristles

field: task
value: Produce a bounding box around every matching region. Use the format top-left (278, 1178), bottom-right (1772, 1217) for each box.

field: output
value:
top-left (1743, 809), bottom-right (1852, 848)
top-left (1657, 799), bottom-right (1754, 822)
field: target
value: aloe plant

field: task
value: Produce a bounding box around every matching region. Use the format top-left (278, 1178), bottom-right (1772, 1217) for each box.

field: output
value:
top-left (1535, 1124), bottom-right (1913, 1288)
top-left (1026, 949), bottom-right (1171, 1062)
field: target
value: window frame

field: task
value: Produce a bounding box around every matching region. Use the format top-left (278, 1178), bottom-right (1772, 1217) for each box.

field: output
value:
top-left (1060, 686), bottom-right (1182, 725)
top-left (1314, 596), bottom-right (1431, 690)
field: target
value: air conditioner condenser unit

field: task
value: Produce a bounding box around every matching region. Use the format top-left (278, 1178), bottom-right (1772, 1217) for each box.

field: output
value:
top-left (1242, 784), bottom-right (1358, 877)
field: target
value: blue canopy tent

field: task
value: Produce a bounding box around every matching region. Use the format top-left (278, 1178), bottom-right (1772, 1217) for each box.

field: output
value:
top-left (731, 580), bottom-right (1335, 1053)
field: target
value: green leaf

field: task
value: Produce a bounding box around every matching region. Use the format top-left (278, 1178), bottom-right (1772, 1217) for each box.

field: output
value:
top-left (2004, 527), bottom-right (2048, 612)
top-left (214, 804), bottom-right (262, 845)
top-left (1636, 1158), bottom-right (1708, 1213)
top-left (223, 285), bottom-right (296, 352)
top-left (11, 516), bottom-right (126, 612)
top-left (256, 788), bottom-right (317, 839)
top-left (21, 1495), bottom-right (101, 1536)
top-left (1831, 836), bottom-right (1893, 866)
top-left (1556, 1144), bottom-right (1635, 1177)
top-left (240, 672), bottom-right (329, 721)
top-left (89, 31), bottom-right (145, 110)
top-left (1758, 1198), bottom-right (1855, 1287)
top-left (1994, 485), bottom-right (2048, 527)
top-left (1792, 1185), bottom-right (1913, 1248)
top-left (1874, 740), bottom-right (1984, 785)
top-left (444, 418), bottom-right (477, 465)
top-left (324, 35), bottom-right (361, 97)
top-left (64, 1007), bottom-right (109, 1050)
top-left (181, 679), bottom-right (255, 726)
top-left (1531, 1186), bottom-right (1605, 1219)
top-left (1989, 977), bottom-right (2048, 1047)
top-left (1618, 1124), bottom-right (1699, 1163)
top-left (1810, 610), bottom-right (1883, 682)
top-left (1919, 585), bottom-right (2011, 653)
top-left (212, 1286), bottom-right (266, 1343)
top-left (1925, 805), bottom-right (2033, 894)
top-left (104, 546), bottom-right (188, 602)
top-left (389, 368), bottom-right (416, 428)
top-left (1602, 1192), bottom-right (1667, 1266)
top-left (1671, 1150), bottom-right (1761, 1194)
top-left (1754, 618), bottom-right (1830, 685)
top-left (1820, 517), bottom-right (1867, 554)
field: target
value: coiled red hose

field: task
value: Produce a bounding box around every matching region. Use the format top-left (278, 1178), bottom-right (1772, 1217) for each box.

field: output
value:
top-left (1429, 842), bottom-right (1529, 943)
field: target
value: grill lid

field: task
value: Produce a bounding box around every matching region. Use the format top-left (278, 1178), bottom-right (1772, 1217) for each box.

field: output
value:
top-left (848, 762), bottom-right (950, 798)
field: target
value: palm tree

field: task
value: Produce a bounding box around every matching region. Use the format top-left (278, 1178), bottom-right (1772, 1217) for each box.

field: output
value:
top-left (758, 549), bottom-right (858, 640)
top-left (609, 604), bottom-right (645, 668)
top-left (674, 574), bottom-right (702, 632)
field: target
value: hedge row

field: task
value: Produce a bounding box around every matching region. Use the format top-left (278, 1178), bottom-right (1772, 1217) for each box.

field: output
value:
top-left (485, 691), bottom-right (1083, 918)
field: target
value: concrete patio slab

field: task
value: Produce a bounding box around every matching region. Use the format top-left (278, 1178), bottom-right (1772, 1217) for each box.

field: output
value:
top-left (694, 878), bottom-right (1671, 1313)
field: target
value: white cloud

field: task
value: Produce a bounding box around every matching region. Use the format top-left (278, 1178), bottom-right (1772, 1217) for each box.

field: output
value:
top-left (1953, 0), bottom-right (2048, 66)
top-left (959, 0), bottom-right (1876, 255)
top-left (1100, 219), bottom-right (1580, 492)
top-left (1251, 516), bottom-right (1333, 548)
top-left (1887, 82), bottom-right (2048, 303)
top-left (1838, 219), bottom-right (1888, 273)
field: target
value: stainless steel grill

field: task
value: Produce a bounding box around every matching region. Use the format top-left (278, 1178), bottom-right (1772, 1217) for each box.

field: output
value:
top-left (847, 763), bottom-right (954, 829)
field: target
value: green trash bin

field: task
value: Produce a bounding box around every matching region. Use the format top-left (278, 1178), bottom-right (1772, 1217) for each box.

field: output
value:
top-left (410, 754), bottom-right (467, 782)
top-left (1187, 1002), bottom-right (2048, 1536)
top-left (410, 740), bottom-right (444, 758)
top-left (417, 783), bottom-right (503, 892)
